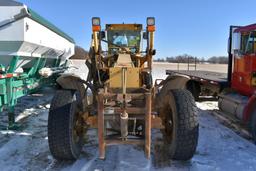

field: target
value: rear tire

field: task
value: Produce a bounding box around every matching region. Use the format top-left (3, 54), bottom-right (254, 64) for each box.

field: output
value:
top-left (48, 89), bottom-right (84, 160)
top-left (161, 89), bottom-right (199, 160)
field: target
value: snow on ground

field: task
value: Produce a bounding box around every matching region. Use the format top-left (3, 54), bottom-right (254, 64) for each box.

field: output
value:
top-left (0, 62), bottom-right (256, 170)
top-left (0, 90), bottom-right (256, 171)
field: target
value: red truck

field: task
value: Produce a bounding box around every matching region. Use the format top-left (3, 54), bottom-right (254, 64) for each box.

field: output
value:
top-left (167, 24), bottom-right (256, 142)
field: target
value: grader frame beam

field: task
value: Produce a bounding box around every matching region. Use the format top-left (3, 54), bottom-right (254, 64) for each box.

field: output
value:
top-left (96, 91), bottom-right (153, 159)
top-left (85, 114), bottom-right (164, 129)
top-left (95, 92), bottom-right (152, 159)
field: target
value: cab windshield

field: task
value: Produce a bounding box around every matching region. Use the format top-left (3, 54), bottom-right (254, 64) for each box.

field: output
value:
top-left (241, 31), bottom-right (256, 54)
top-left (107, 30), bottom-right (141, 48)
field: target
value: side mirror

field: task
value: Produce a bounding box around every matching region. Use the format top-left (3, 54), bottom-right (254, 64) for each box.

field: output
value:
top-left (100, 31), bottom-right (105, 39)
top-left (231, 32), bottom-right (241, 54)
top-left (143, 32), bottom-right (148, 39)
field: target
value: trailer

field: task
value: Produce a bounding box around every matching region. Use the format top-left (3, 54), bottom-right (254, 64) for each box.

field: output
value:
top-left (0, 0), bottom-right (75, 128)
top-left (167, 25), bottom-right (256, 142)
top-left (166, 70), bottom-right (228, 100)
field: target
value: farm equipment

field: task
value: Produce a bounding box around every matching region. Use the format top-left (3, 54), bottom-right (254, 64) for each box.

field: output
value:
top-left (0, 0), bottom-right (75, 128)
top-left (167, 24), bottom-right (256, 142)
top-left (48, 17), bottom-right (199, 160)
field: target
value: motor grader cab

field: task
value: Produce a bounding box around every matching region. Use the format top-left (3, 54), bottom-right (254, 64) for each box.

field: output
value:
top-left (47, 17), bottom-right (199, 161)
top-left (89, 17), bottom-right (155, 91)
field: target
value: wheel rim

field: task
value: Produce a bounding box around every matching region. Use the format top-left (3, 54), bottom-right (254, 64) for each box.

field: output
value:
top-left (164, 108), bottom-right (174, 143)
top-left (73, 111), bottom-right (83, 144)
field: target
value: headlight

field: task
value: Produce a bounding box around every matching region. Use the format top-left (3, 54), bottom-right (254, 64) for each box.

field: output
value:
top-left (147, 17), bottom-right (155, 26)
top-left (92, 17), bottom-right (100, 26)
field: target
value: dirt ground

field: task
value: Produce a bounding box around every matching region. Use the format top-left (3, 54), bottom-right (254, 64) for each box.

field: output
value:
top-left (1, 61), bottom-right (256, 171)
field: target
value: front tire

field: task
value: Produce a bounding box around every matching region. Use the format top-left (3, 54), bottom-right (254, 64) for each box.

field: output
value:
top-left (160, 89), bottom-right (199, 160)
top-left (48, 89), bottom-right (84, 160)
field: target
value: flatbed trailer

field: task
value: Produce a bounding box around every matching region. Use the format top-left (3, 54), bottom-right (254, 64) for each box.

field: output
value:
top-left (166, 69), bottom-right (256, 141)
top-left (166, 70), bottom-right (228, 85)
top-left (166, 70), bottom-right (229, 99)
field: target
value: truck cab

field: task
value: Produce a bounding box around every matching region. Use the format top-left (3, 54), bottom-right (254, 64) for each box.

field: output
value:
top-left (231, 24), bottom-right (256, 96)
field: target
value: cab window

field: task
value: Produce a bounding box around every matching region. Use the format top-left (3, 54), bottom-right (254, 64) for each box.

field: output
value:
top-left (107, 30), bottom-right (141, 48)
top-left (241, 31), bottom-right (256, 54)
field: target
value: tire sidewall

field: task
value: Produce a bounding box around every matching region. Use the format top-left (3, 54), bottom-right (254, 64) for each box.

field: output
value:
top-left (160, 89), bottom-right (198, 160)
top-left (48, 89), bottom-right (84, 160)
top-left (69, 91), bottom-right (84, 158)
top-left (161, 91), bottom-right (178, 157)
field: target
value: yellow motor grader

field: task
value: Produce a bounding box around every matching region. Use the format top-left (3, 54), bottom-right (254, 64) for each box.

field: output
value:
top-left (47, 17), bottom-right (199, 161)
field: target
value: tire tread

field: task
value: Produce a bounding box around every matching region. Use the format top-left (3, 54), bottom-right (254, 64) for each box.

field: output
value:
top-left (171, 89), bottom-right (199, 160)
top-left (48, 90), bottom-right (81, 160)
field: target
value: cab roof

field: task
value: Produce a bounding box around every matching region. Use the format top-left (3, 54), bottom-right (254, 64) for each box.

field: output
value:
top-left (106, 24), bottom-right (142, 31)
top-left (234, 24), bottom-right (256, 33)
